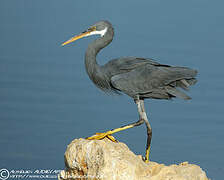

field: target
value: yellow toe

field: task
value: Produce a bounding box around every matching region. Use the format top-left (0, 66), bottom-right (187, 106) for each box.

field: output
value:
top-left (86, 132), bottom-right (118, 142)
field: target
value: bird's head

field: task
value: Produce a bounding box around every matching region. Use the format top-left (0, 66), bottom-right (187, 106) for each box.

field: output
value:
top-left (62, 20), bottom-right (112, 46)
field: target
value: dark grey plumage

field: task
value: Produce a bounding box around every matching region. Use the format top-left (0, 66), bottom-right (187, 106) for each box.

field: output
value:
top-left (63, 20), bottom-right (197, 162)
top-left (84, 20), bottom-right (197, 101)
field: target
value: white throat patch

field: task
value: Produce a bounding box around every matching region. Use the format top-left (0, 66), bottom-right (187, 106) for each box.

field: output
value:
top-left (87, 27), bottom-right (108, 37)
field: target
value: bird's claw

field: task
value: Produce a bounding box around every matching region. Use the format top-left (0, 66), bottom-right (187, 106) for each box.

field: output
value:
top-left (86, 132), bottom-right (118, 142)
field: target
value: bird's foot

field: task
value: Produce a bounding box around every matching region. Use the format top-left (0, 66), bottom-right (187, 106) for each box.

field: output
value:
top-left (86, 131), bottom-right (118, 142)
top-left (143, 145), bottom-right (150, 163)
top-left (144, 157), bottom-right (150, 163)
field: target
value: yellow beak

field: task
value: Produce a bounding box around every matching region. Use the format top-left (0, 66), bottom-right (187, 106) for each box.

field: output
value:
top-left (61, 31), bottom-right (91, 46)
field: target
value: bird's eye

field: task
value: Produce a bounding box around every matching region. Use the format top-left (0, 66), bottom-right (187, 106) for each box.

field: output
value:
top-left (88, 26), bottom-right (97, 32)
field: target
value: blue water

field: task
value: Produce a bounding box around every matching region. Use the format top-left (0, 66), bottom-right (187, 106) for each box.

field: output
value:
top-left (0, 0), bottom-right (224, 179)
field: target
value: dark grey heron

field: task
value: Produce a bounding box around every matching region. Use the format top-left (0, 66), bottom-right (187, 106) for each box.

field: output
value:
top-left (62, 20), bottom-right (197, 163)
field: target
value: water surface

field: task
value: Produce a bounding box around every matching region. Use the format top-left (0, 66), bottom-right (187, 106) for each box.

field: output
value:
top-left (0, 0), bottom-right (224, 179)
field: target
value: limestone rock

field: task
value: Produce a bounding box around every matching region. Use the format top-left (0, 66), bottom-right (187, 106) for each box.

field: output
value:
top-left (58, 138), bottom-right (209, 180)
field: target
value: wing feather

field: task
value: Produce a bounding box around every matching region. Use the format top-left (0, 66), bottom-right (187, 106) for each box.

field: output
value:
top-left (111, 62), bottom-right (197, 99)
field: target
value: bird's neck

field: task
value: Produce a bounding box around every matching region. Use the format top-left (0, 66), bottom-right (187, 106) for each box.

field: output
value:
top-left (84, 32), bottom-right (113, 81)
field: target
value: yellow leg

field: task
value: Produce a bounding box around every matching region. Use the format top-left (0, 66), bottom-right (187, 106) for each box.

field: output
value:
top-left (87, 99), bottom-right (152, 163)
top-left (139, 100), bottom-right (152, 163)
top-left (86, 120), bottom-right (144, 142)
top-left (145, 145), bottom-right (151, 163)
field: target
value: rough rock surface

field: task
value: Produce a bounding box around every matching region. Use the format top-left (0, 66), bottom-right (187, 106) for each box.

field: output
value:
top-left (58, 138), bottom-right (209, 180)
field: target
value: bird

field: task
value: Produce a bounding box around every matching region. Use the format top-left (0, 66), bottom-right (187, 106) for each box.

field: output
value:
top-left (62, 20), bottom-right (197, 163)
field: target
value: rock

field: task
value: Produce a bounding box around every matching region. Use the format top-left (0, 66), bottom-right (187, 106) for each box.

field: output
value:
top-left (58, 138), bottom-right (209, 180)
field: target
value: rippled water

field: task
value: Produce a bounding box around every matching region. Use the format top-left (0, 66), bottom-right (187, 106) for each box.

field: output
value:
top-left (1, 0), bottom-right (224, 179)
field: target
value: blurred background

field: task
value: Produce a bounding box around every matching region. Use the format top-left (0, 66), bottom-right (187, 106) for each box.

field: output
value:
top-left (0, 0), bottom-right (224, 179)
